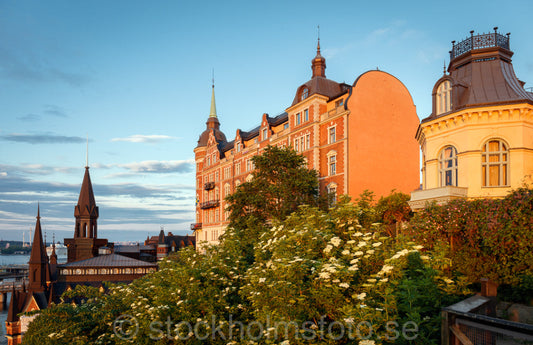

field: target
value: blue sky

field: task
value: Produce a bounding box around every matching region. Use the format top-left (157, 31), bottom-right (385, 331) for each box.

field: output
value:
top-left (1, 0), bottom-right (532, 243)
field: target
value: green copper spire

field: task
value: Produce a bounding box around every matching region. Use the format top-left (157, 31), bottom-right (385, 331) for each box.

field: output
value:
top-left (209, 72), bottom-right (217, 118)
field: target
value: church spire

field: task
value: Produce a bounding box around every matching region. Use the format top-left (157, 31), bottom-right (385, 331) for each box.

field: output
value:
top-left (74, 166), bottom-right (99, 238)
top-left (28, 204), bottom-right (49, 292)
top-left (209, 71), bottom-right (217, 118)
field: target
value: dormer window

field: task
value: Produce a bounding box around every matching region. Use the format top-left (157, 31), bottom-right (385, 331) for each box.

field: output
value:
top-left (301, 88), bottom-right (309, 101)
top-left (436, 80), bottom-right (452, 115)
top-left (236, 142), bottom-right (241, 152)
top-left (262, 128), bottom-right (268, 140)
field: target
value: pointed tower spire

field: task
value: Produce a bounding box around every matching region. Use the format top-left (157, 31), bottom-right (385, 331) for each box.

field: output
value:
top-left (29, 205), bottom-right (50, 292)
top-left (74, 166), bottom-right (99, 239)
top-left (50, 233), bottom-right (57, 265)
top-left (209, 71), bottom-right (217, 118)
top-left (311, 27), bottom-right (326, 78)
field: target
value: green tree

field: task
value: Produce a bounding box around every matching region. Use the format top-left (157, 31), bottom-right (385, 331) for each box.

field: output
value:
top-left (224, 145), bottom-right (321, 263)
top-left (375, 191), bottom-right (413, 237)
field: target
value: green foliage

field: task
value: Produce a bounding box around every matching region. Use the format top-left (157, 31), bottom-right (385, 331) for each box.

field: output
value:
top-left (410, 187), bottom-right (533, 285)
top-left (498, 275), bottom-right (533, 305)
top-left (22, 147), bottom-right (478, 344)
top-left (224, 145), bottom-right (321, 264)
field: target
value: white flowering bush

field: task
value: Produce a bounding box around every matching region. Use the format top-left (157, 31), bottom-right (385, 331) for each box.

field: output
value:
top-left (23, 197), bottom-right (471, 345)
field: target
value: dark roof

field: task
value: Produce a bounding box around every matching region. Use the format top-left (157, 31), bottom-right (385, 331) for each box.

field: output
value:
top-left (269, 112), bottom-right (288, 126)
top-left (29, 207), bottom-right (48, 266)
top-left (58, 253), bottom-right (157, 268)
top-left (423, 36), bottom-right (533, 123)
top-left (7, 290), bottom-right (49, 322)
top-left (291, 77), bottom-right (350, 106)
top-left (74, 167), bottom-right (98, 218)
top-left (197, 118), bottom-right (227, 148)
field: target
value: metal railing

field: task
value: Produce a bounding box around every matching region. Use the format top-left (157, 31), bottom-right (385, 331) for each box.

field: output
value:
top-left (190, 223), bottom-right (202, 231)
top-left (204, 182), bottom-right (215, 190)
top-left (200, 200), bottom-right (219, 209)
top-left (450, 27), bottom-right (510, 60)
top-left (442, 296), bottom-right (533, 345)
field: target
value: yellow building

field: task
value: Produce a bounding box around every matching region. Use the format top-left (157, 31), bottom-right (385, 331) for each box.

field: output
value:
top-left (409, 28), bottom-right (533, 210)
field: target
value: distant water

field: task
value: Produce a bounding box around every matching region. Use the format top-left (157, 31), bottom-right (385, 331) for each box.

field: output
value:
top-left (0, 254), bottom-right (67, 266)
top-left (0, 254), bottom-right (67, 343)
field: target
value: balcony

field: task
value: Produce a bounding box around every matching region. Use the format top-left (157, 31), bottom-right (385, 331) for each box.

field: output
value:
top-left (200, 200), bottom-right (220, 209)
top-left (450, 28), bottom-right (510, 60)
top-left (409, 186), bottom-right (468, 211)
top-left (190, 223), bottom-right (202, 231)
top-left (204, 182), bottom-right (215, 190)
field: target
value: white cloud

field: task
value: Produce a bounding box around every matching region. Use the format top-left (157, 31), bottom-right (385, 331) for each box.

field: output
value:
top-left (111, 135), bottom-right (175, 143)
top-left (117, 160), bottom-right (194, 174)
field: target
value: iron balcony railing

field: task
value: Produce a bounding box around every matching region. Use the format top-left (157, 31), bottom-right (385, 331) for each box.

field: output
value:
top-left (204, 182), bottom-right (215, 190)
top-left (190, 223), bottom-right (202, 231)
top-left (200, 200), bottom-right (219, 209)
top-left (450, 27), bottom-right (510, 60)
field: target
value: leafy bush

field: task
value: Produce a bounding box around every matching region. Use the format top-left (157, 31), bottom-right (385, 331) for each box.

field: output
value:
top-left (410, 188), bottom-right (533, 285)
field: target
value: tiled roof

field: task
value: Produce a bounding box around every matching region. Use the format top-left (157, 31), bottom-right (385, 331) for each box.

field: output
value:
top-left (58, 253), bottom-right (157, 268)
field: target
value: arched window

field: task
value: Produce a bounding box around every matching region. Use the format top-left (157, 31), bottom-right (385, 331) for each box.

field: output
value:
top-left (482, 139), bottom-right (509, 187)
top-left (439, 146), bottom-right (458, 186)
top-left (301, 88), bottom-right (309, 101)
top-left (436, 80), bottom-right (452, 115)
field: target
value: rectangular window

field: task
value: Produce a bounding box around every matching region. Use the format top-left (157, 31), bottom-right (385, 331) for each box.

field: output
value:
top-left (294, 138), bottom-right (299, 152)
top-left (329, 155), bottom-right (336, 176)
top-left (306, 134), bottom-right (310, 150)
top-left (235, 163), bottom-right (241, 175)
top-left (304, 109), bottom-right (309, 122)
top-left (296, 113), bottom-right (301, 125)
top-left (284, 123), bottom-right (289, 130)
top-left (263, 128), bottom-right (268, 140)
top-left (329, 127), bottom-right (336, 144)
top-left (300, 137), bottom-right (304, 151)
top-left (236, 142), bottom-right (241, 152)
top-left (335, 99), bottom-right (343, 107)
top-left (215, 171), bottom-right (219, 182)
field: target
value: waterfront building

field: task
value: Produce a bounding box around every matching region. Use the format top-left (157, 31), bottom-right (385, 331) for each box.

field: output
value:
top-left (409, 28), bottom-right (533, 210)
top-left (193, 40), bottom-right (420, 250)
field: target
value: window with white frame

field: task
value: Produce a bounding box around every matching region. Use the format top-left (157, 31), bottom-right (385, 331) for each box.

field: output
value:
top-left (436, 80), bottom-right (452, 115)
top-left (301, 88), bottom-right (309, 100)
top-left (482, 139), bottom-right (509, 187)
top-left (294, 138), bottom-right (299, 152)
top-left (224, 183), bottom-right (231, 197)
top-left (328, 126), bottom-right (336, 144)
top-left (306, 134), bottom-right (310, 150)
top-left (329, 155), bottom-right (336, 176)
top-left (296, 113), bottom-right (301, 125)
top-left (224, 166), bottom-right (231, 179)
top-left (235, 162), bottom-right (241, 175)
top-left (439, 146), bottom-right (458, 187)
top-left (304, 109), bottom-right (309, 122)
top-left (262, 128), bottom-right (268, 140)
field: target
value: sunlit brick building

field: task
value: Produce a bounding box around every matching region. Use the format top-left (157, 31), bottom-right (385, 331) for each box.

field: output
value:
top-left (409, 28), bottom-right (533, 210)
top-left (193, 40), bottom-right (420, 250)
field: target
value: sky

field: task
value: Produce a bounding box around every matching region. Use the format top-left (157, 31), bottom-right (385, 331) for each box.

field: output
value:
top-left (1, 0), bottom-right (532, 243)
